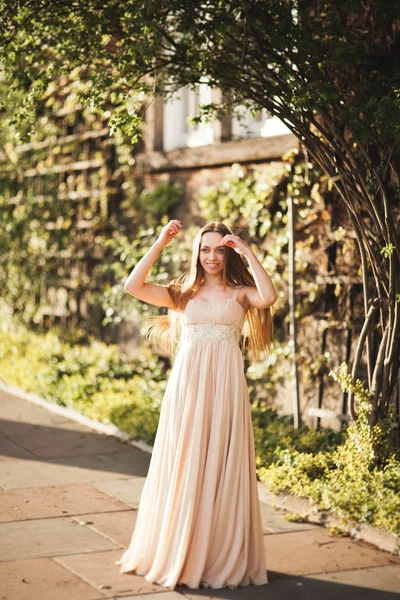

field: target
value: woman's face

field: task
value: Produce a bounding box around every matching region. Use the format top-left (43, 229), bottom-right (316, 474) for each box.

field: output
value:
top-left (198, 231), bottom-right (226, 276)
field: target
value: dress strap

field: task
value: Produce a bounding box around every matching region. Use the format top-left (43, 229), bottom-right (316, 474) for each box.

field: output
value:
top-left (232, 286), bottom-right (242, 301)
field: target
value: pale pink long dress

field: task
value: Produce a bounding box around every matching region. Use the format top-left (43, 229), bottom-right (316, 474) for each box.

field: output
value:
top-left (115, 285), bottom-right (268, 589)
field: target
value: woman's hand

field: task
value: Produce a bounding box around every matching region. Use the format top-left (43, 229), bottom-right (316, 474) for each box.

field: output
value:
top-left (220, 234), bottom-right (251, 256)
top-left (156, 220), bottom-right (182, 248)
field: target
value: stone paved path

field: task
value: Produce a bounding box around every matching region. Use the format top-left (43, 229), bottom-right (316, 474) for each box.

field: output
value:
top-left (1, 388), bottom-right (400, 599)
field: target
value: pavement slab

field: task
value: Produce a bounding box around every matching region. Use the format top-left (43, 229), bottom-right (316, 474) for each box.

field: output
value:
top-left (115, 594), bottom-right (186, 600)
top-left (0, 454), bottom-right (141, 490)
top-left (0, 437), bottom-right (37, 462)
top-left (54, 549), bottom-right (168, 597)
top-left (71, 510), bottom-right (138, 548)
top-left (10, 428), bottom-right (129, 458)
top-left (109, 448), bottom-right (152, 477)
top-left (259, 501), bottom-right (319, 535)
top-left (0, 516), bottom-right (120, 561)
top-left (179, 572), bottom-right (400, 600)
top-left (307, 564), bottom-right (400, 593)
top-left (263, 528), bottom-right (400, 576)
top-left (0, 557), bottom-right (104, 600)
top-left (91, 477), bottom-right (147, 509)
top-left (45, 452), bottom-right (149, 482)
top-left (0, 456), bottom-right (95, 490)
top-left (0, 398), bottom-right (87, 429)
top-left (0, 415), bottom-right (91, 437)
top-left (0, 483), bottom-right (129, 523)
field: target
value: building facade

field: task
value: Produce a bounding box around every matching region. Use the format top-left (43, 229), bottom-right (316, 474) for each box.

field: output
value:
top-left (136, 86), bottom-right (299, 224)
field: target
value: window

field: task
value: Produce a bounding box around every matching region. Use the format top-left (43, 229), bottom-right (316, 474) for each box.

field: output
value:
top-left (163, 86), bottom-right (292, 151)
top-left (163, 83), bottom-right (214, 151)
top-left (231, 107), bottom-right (291, 139)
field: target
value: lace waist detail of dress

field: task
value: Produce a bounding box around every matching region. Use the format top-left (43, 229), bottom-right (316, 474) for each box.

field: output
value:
top-left (182, 323), bottom-right (242, 343)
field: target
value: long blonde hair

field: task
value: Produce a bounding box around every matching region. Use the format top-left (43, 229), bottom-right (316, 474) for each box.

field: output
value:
top-left (142, 221), bottom-right (273, 362)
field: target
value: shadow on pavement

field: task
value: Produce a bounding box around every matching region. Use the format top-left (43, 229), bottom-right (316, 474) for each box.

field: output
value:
top-left (176, 570), bottom-right (400, 599)
top-left (0, 417), bottom-right (151, 479)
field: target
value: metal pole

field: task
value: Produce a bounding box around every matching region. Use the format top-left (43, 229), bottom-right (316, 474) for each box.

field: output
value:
top-left (288, 194), bottom-right (301, 428)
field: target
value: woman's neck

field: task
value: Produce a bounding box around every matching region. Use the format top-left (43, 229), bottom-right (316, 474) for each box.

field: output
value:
top-left (201, 279), bottom-right (226, 288)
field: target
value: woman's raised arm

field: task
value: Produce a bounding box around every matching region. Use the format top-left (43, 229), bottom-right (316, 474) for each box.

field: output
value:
top-left (124, 220), bottom-right (182, 307)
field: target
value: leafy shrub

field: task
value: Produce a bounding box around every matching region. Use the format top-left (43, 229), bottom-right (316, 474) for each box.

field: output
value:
top-left (259, 364), bottom-right (400, 534)
top-left (0, 313), bottom-right (167, 444)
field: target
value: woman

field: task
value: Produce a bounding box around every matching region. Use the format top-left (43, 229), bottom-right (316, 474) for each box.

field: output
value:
top-left (115, 220), bottom-right (277, 590)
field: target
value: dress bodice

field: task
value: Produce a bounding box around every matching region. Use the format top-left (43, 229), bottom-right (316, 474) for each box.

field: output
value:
top-left (180, 288), bottom-right (246, 344)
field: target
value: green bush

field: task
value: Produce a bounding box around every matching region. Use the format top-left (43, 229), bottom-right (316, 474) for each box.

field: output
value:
top-left (0, 314), bottom-right (166, 444)
top-left (259, 364), bottom-right (400, 534)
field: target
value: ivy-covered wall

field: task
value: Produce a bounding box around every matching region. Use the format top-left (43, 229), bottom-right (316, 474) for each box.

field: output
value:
top-left (0, 79), bottom-right (369, 429)
top-left (0, 93), bottom-right (186, 345)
